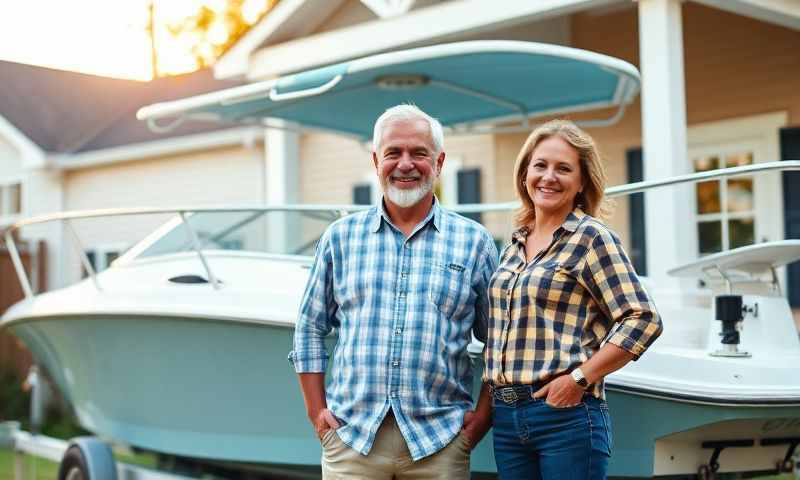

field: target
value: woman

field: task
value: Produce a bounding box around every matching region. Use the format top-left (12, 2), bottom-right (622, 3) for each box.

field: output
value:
top-left (485, 119), bottom-right (662, 479)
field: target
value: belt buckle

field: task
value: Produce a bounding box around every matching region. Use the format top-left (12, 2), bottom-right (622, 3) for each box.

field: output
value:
top-left (500, 388), bottom-right (519, 404)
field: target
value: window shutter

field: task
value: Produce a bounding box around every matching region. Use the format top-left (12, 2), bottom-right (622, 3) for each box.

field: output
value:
top-left (781, 127), bottom-right (800, 307)
top-left (457, 168), bottom-right (482, 223)
top-left (352, 184), bottom-right (372, 205)
top-left (626, 148), bottom-right (647, 276)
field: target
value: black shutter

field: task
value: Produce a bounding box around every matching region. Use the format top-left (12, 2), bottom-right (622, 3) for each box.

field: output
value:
top-left (457, 168), bottom-right (482, 223)
top-left (352, 184), bottom-right (372, 205)
top-left (781, 127), bottom-right (800, 307)
top-left (626, 148), bottom-right (647, 276)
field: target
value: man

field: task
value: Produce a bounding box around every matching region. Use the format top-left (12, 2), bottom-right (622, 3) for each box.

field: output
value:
top-left (289, 104), bottom-right (498, 479)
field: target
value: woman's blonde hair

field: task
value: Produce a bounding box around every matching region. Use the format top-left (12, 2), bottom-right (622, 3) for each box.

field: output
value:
top-left (513, 119), bottom-right (609, 227)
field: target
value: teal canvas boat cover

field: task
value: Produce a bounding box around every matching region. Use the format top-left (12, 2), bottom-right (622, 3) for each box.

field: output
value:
top-left (137, 41), bottom-right (640, 140)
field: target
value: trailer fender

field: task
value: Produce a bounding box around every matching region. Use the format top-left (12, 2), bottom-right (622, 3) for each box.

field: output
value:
top-left (58, 437), bottom-right (117, 480)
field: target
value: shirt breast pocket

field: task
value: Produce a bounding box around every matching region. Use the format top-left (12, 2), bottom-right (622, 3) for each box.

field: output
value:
top-left (427, 261), bottom-right (468, 318)
top-left (540, 260), bottom-right (580, 289)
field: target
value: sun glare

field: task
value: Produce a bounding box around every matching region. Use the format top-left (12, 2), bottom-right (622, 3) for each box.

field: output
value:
top-left (0, 0), bottom-right (274, 81)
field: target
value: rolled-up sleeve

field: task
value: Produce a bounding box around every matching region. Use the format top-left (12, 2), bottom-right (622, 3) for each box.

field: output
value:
top-left (580, 229), bottom-right (663, 359)
top-left (288, 229), bottom-right (338, 372)
top-left (471, 236), bottom-right (499, 344)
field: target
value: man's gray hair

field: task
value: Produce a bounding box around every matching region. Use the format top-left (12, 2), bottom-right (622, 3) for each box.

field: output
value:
top-left (372, 104), bottom-right (444, 155)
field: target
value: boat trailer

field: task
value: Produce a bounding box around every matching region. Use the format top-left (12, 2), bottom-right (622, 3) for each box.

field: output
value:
top-left (1, 422), bottom-right (200, 480)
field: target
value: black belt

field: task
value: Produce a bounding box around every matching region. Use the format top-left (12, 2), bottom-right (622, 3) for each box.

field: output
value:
top-left (490, 382), bottom-right (547, 406)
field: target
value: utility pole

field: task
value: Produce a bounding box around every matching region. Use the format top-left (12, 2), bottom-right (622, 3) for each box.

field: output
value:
top-left (149, 0), bottom-right (159, 78)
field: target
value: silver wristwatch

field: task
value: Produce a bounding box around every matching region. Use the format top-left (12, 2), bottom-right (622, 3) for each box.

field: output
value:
top-left (570, 367), bottom-right (589, 389)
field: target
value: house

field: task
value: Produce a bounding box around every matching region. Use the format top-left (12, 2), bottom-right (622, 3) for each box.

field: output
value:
top-left (0, 62), bottom-right (259, 290)
top-left (1, 0), bottom-right (799, 326)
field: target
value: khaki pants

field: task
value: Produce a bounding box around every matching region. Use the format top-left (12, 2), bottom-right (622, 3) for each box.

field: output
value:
top-left (321, 412), bottom-right (470, 479)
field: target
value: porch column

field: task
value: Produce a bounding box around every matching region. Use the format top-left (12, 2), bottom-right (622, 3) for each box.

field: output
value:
top-left (638, 0), bottom-right (693, 290)
top-left (264, 122), bottom-right (300, 254)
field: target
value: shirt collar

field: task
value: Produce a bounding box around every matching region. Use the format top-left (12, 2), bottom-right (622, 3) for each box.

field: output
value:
top-left (511, 207), bottom-right (586, 242)
top-left (369, 196), bottom-right (441, 234)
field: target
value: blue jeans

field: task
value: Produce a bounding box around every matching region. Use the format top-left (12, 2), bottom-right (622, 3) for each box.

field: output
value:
top-left (492, 394), bottom-right (613, 480)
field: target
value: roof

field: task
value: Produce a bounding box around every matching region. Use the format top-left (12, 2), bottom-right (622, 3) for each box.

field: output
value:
top-left (0, 61), bottom-right (243, 155)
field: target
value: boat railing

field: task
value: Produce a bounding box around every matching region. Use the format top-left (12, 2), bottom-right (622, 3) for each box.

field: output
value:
top-left (3, 161), bottom-right (800, 300)
top-left (3, 204), bottom-right (366, 299)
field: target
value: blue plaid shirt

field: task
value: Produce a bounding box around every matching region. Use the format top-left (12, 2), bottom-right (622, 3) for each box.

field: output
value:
top-left (289, 199), bottom-right (497, 460)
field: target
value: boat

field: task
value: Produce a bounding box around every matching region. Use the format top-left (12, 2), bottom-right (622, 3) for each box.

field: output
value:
top-left (2, 40), bottom-right (800, 479)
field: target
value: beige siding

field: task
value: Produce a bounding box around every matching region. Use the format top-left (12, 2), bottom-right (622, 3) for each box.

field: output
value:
top-left (573, 3), bottom-right (800, 124)
top-left (299, 133), bottom-right (368, 204)
top-left (61, 145), bottom-right (263, 284)
top-left (298, 133), bottom-right (497, 204)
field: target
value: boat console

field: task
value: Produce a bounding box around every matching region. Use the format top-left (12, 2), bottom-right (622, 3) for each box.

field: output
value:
top-left (668, 240), bottom-right (800, 358)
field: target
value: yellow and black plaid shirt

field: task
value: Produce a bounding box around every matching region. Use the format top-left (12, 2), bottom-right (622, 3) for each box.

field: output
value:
top-left (484, 208), bottom-right (662, 399)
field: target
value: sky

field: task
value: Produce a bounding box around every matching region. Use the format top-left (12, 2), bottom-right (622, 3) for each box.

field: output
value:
top-left (0, 0), bottom-right (269, 81)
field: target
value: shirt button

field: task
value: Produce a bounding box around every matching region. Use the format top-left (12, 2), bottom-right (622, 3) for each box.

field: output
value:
top-left (395, 328), bottom-right (402, 335)
top-left (404, 244), bottom-right (410, 249)
top-left (390, 391), bottom-right (397, 398)
top-left (399, 292), bottom-right (406, 298)
top-left (401, 273), bottom-right (408, 279)
top-left (392, 360), bottom-right (400, 367)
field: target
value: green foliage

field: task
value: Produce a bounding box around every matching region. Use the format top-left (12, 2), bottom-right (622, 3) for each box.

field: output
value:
top-left (0, 371), bottom-right (28, 423)
top-left (0, 369), bottom-right (86, 440)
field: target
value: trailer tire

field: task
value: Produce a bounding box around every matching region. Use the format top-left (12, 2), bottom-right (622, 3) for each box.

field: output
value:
top-left (697, 464), bottom-right (714, 480)
top-left (57, 438), bottom-right (117, 480)
top-left (58, 446), bottom-right (89, 480)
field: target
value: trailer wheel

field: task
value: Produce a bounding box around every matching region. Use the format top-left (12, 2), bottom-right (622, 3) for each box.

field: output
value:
top-left (59, 445), bottom-right (89, 480)
top-left (780, 458), bottom-right (794, 473)
top-left (697, 464), bottom-right (714, 480)
top-left (57, 438), bottom-right (117, 480)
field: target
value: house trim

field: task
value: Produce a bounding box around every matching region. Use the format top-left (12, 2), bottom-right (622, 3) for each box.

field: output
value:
top-left (360, 0), bottom-right (416, 18)
top-left (0, 174), bottom-right (25, 226)
top-left (686, 110), bottom-right (788, 250)
top-left (0, 115), bottom-right (46, 169)
top-left (214, 0), bottom-right (348, 80)
top-left (55, 127), bottom-right (264, 171)
top-left (246, 0), bottom-right (615, 80)
top-left (687, 111), bottom-right (788, 147)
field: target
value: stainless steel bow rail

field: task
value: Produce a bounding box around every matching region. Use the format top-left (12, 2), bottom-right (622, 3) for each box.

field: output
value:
top-left (2, 204), bottom-right (363, 299)
top-left (4, 161), bottom-right (800, 300)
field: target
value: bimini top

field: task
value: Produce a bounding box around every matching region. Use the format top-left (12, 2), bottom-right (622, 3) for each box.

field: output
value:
top-left (668, 240), bottom-right (800, 278)
top-left (137, 41), bottom-right (640, 140)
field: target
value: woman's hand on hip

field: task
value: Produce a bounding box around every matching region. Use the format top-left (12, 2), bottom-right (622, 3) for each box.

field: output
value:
top-left (533, 375), bottom-right (585, 408)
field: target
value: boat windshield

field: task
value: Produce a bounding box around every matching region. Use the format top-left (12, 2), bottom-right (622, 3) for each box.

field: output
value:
top-left (132, 209), bottom-right (349, 260)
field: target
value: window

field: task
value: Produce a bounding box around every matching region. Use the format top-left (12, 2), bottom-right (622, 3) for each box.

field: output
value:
top-left (0, 180), bottom-right (23, 219)
top-left (693, 151), bottom-right (756, 254)
top-left (352, 184), bottom-right (373, 205)
top-left (81, 245), bottom-right (125, 278)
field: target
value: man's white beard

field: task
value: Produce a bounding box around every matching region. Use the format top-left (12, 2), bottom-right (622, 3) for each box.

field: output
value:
top-left (384, 174), bottom-right (435, 208)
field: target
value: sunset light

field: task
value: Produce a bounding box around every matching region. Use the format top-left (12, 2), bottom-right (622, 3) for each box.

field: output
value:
top-left (0, 0), bottom-right (274, 81)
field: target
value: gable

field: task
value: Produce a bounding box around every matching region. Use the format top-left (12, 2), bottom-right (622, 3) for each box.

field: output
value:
top-left (312, 0), bottom-right (376, 34)
top-left (0, 135), bottom-right (25, 179)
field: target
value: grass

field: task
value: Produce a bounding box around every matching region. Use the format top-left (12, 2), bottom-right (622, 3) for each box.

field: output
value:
top-left (0, 449), bottom-right (58, 480)
top-left (0, 447), bottom-right (157, 480)
top-left (0, 447), bottom-right (795, 479)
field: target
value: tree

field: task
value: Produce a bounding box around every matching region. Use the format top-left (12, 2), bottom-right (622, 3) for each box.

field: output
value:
top-left (159, 0), bottom-right (279, 75)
